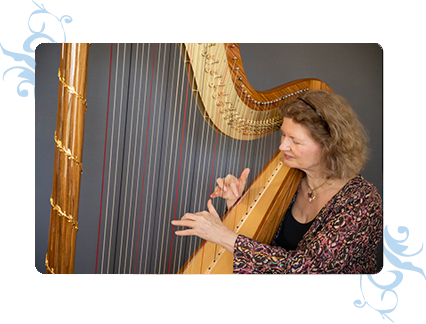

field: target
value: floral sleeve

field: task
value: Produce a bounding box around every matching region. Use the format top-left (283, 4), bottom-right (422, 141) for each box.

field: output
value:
top-left (233, 235), bottom-right (312, 273)
top-left (233, 177), bottom-right (383, 274)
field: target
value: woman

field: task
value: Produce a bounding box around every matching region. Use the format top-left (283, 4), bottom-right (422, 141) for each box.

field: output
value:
top-left (171, 90), bottom-right (383, 274)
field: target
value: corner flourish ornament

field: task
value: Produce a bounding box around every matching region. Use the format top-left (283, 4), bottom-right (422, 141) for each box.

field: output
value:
top-left (354, 225), bottom-right (425, 322)
top-left (0, 0), bottom-right (72, 97)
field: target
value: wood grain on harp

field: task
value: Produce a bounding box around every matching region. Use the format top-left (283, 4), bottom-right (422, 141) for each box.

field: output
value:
top-left (46, 43), bottom-right (90, 274)
top-left (45, 43), bottom-right (331, 274)
top-left (176, 43), bottom-right (328, 274)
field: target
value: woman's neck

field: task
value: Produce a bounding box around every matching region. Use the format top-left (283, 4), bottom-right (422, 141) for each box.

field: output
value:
top-left (304, 172), bottom-right (356, 193)
top-left (304, 170), bottom-right (328, 190)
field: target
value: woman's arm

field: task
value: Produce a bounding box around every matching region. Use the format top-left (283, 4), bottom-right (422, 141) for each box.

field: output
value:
top-left (233, 187), bottom-right (383, 274)
top-left (172, 176), bottom-right (382, 274)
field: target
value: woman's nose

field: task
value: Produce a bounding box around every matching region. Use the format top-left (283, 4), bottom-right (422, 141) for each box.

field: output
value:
top-left (279, 137), bottom-right (289, 151)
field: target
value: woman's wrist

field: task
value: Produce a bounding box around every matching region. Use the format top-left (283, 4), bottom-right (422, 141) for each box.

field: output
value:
top-left (220, 230), bottom-right (238, 254)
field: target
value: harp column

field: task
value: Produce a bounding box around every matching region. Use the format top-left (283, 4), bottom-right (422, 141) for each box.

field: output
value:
top-left (45, 43), bottom-right (90, 274)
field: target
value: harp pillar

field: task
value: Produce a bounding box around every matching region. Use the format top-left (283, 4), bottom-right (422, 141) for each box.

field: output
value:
top-left (45, 43), bottom-right (90, 274)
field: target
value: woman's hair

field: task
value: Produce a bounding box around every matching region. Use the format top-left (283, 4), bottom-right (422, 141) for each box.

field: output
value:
top-left (279, 90), bottom-right (370, 179)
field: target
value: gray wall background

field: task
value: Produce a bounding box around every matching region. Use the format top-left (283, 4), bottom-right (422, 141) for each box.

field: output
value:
top-left (238, 43), bottom-right (383, 193)
top-left (35, 43), bottom-right (382, 273)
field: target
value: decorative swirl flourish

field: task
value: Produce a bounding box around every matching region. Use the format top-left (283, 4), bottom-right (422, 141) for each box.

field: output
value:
top-left (0, 44), bottom-right (35, 97)
top-left (0, 0), bottom-right (72, 97)
top-left (27, 1), bottom-right (72, 43)
top-left (354, 225), bottom-right (425, 322)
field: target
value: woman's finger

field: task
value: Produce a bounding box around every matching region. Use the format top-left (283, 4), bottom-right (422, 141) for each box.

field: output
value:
top-left (229, 182), bottom-right (239, 198)
top-left (171, 219), bottom-right (193, 228)
top-left (207, 199), bottom-right (219, 218)
top-left (174, 228), bottom-right (196, 236)
top-left (238, 168), bottom-right (250, 189)
top-left (216, 177), bottom-right (224, 189)
top-left (212, 173), bottom-right (242, 201)
top-left (210, 185), bottom-right (223, 198)
top-left (172, 212), bottom-right (198, 227)
top-left (180, 213), bottom-right (198, 221)
top-left (225, 174), bottom-right (237, 185)
top-left (216, 177), bottom-right (228, 194)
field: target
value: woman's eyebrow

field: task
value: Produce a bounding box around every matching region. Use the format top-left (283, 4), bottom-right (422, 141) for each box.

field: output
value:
top-left (282, 131), bottom-right (303, 141)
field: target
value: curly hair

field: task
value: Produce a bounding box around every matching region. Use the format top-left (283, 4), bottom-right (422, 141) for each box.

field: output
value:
top-left (279, 90), bottom-right (370, 180)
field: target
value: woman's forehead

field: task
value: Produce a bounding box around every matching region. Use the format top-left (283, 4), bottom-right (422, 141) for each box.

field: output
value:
top-left (281, 118), bottom-right (309, 137)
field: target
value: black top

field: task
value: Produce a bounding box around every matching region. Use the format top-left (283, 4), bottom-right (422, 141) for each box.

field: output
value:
top-left (274, 205), bottom-right (314, 251)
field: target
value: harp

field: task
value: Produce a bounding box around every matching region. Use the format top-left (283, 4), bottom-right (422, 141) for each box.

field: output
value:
top-left (45, 43), bottom-right (332, 274)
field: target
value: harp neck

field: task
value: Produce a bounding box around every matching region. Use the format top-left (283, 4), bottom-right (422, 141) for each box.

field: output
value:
top-left (181, 43), bottom-right (332, 141)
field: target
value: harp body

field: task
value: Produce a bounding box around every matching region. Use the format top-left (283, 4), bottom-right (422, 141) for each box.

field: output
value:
top-left (179, 150), bottom-right (304, 274)
top-left (45, 43), bottom-right (331, 274)
top-left (179, 44), bottom-right (329, 273)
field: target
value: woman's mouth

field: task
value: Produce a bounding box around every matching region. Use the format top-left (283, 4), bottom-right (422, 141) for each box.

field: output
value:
top-left (284, 154), bottom-right (294, 160)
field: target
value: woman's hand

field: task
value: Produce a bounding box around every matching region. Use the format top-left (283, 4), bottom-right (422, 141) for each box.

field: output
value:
top-left (171, 200), bottom-right (238, 254)
top-left (210, 168), bottom-right (250, 209)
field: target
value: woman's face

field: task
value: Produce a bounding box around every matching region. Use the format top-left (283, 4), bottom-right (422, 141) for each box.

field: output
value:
top-left (279, 118), bottom-right (322, 174)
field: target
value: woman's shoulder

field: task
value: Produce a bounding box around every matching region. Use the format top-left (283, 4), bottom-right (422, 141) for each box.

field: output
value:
top-left (337, 174), bottom-right (382, 207)
top-left (350, 175), bottom-right (381, 194)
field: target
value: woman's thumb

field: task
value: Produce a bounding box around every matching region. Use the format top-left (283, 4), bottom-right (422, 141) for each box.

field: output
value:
top-left (207, 199), bottom-right (219, 217)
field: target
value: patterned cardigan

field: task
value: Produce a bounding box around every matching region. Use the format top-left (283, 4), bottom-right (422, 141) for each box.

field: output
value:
top-left (233, 175), bottom-right (382, 274)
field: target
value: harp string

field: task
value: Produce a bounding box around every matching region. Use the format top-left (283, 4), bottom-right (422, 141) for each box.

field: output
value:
top-left (176, 43), bottom-right (201, 274)
top-left (101, 43), bottom-right (126, 274)
top-left (200, 43), bottom-right (230, 272)
top-left (145, 43), bottom-right (169, 274)
top-left (177, 42), bottom-right (201, 273)
top-left (136, 43), bottom-right (152, 274)
top-left (116, 43), bottom-right (135, 274)
top-left (189, 44), bottom-right (259, 273)
top-left (195, 44), bottom-right (233, 273)
top-left (167, 43), bottom-right (194, 273)
top-left (112, 43), bottom-right (131, 273)
top-left (155, 43), bottom-right (192, 274)
top-left (173, 43), bottom-right (201, 273)
top-left (135, 43), bottom-right (158, 274)
top-left (124, 43), bottom-right (146, 274)
top-left (95, 43), bottom-right (113, 274)
top-left (185, 43), bottom-right (209, 274)
top-left (145, 42), bottom-right (164, 274)
top-left (233, 44), bottom-right (279, 271)
top-left (228, 44), bottom-right (248, 237)
top-left (119, 43), bottom-right (136, 273)
top-left (153, 43), bottom-right (179, 274)
top-left (95, 43), bottom-right (281, 273)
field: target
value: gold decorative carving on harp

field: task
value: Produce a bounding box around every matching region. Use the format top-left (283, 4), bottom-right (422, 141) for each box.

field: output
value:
top-left (45, 43), bottom-right (332, 274)
top-left (46, 43), bottom-right (90, 274)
